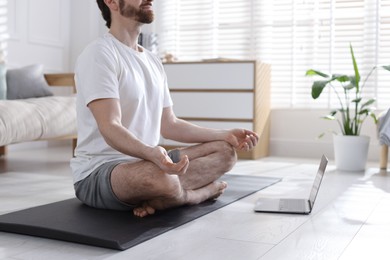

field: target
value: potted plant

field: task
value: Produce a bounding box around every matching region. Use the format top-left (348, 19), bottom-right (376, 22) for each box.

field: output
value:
top-left (306, 44), bottom-right (390, 171)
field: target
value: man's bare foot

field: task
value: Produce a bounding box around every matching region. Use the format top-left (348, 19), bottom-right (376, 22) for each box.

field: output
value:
top-left (186, 181), bottom-right (228, 205)
top-left (133, 181), bottom-right (228, 217)
top-left (210, 181), bottom-right (228, 200)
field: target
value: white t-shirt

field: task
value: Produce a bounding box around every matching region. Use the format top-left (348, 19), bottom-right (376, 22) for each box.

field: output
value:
top-left (70, 33), bottom-right (173, 184)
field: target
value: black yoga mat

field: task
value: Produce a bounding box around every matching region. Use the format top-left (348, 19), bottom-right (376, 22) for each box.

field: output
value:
top-left (0, 175), bottom-right (280, 250)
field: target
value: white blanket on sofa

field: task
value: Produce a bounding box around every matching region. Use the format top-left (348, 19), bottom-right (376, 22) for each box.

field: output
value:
top-left (0, 96), bottom-right (77, 146)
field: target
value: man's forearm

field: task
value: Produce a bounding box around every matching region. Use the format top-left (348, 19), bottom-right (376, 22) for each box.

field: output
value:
top-left (162, 118), bottom-right (227, 144)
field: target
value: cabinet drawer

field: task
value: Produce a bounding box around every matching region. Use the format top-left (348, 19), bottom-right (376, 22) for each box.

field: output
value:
top-left (164, 62), bottom-right (255, 90)
top-left (171, 92), bottom-right (254, 119)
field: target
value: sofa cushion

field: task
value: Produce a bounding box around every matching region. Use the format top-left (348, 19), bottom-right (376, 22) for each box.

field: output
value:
top-left (6, 64), bottom-right (53, 100)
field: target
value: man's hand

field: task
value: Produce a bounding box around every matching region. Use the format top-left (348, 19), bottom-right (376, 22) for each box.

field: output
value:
top-left (225, 129), bottom-right (259, 151)
top-left (149, 146), bottom-right (189, 175)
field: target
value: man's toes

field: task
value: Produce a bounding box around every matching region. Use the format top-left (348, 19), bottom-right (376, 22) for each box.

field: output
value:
top-left (219, 181), bottom-right (228, 190)
top-left (133, 204), bottom-right (156, 218)
top-left (133, 207), bottom-right (145, 217)
top-left (144, 205), bottom-right (155, 215)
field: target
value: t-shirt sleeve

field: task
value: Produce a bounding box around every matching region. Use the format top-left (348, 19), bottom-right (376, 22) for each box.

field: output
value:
top-left (162, 69), bottom-right (173, 108)
top-left (75, 42), bottom-right (120, 107)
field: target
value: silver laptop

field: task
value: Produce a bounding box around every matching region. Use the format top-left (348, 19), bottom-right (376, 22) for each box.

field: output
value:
top-left (254, 155), bottom-right (328, 214)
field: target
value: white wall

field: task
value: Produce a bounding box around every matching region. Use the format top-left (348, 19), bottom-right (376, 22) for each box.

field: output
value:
top-left (270, 108), bottom-right (383, 162)
top-left (7, 0), bottom-right (70, 71)
top-left (7, 0), bottom-right (105, 72)
top-left (68, 0), bottom-right (107, 71)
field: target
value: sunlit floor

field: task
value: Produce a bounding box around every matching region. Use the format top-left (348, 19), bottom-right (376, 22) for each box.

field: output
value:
top-left (1, 142), bottom-right (389, 260)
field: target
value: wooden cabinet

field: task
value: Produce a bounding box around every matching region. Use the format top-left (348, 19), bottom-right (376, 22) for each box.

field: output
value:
top-left (162, 60), bottom-right (271, 159)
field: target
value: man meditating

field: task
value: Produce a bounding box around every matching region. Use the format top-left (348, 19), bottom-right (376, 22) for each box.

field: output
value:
top-left (70, 0), bottom-right (259, 217)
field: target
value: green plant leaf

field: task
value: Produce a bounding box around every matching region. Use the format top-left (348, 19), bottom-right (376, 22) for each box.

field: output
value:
top-left (332, 74), bottom-right (350, 82)
top-left (306, 69), bottom-right (329, 78)
top-left (371, 113), bottom-right (378, 124)
top-left (311, 80), bottom-right (329, 99)
top-left (343, 83), bottom-right (355, 90)
top-left (360, 98), bottom-right (376, 108)
top-left (359, 109), bottom-right (370, 115)
top-left (359, 106), bottom-right (376, 115)
top-left (321, 115), bottom-right (336, 120)
top-left (350, 44), bottom-right (361, 91)
top-left (351, 97), bottom-right (362, 103)
top-left (329, 110), bottom-right (338, 116)
top-left (349, 76), bottom-right (359, 87)
top-left (382, 65), bottom-right (390, 71)
top-left (317, 133), bottom-right (325, 139)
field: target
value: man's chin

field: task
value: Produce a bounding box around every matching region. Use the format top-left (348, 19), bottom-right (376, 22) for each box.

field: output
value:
top-left (138, 13), bottom-right (154, 24)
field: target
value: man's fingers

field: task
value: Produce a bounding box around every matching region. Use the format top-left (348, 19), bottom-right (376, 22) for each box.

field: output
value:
top-left (249, 134), bottom-right (258, 147)
top-left (178, 156), bottom-right (189, 174)
top-left (174, 155), bottom-right (188, 172)
top-left (164, 155), bottom-right (189, 175)
top-left (237, 134), bottom-right (258, 151)
top-left (238, 142), bottom-right (248, 151)
top-left (250, 133), bottom-right (259, 143)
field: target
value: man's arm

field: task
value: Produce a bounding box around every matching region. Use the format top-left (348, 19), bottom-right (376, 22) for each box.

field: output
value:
top-left (161, 107), bottom-right (259, 151)
top-left (88, 98), bottom-right (189, 174)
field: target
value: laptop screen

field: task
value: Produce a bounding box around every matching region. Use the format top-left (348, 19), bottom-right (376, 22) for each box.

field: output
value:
top-left (308, 155), bottom-right (328, 208)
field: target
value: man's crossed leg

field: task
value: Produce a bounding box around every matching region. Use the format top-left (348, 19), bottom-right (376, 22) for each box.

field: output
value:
top-left (110, 141), bottom-right (237, 217)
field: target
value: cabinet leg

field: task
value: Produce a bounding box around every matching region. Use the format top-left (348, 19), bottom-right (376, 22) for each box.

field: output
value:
top-left (380, 145), bottom-right (388, 170)
top-left (0, 146), bottom-right (6, 157)
top-left (72, 139), bottom-right (77, 156)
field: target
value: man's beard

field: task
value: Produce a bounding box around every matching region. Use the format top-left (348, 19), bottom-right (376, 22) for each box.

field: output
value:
top-left (119, 0), bottom-right (154, 24)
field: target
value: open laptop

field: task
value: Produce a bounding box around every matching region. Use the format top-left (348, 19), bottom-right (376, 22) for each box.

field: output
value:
top-left (254, 155), bottom-right (328, 214)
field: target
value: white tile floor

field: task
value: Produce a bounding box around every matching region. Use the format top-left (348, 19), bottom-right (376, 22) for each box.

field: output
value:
top-left (1, 143), bottom-right (389, 260)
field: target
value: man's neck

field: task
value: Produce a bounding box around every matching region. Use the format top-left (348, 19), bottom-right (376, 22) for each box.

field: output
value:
top-left (109, 21), bottom-right (142, 51)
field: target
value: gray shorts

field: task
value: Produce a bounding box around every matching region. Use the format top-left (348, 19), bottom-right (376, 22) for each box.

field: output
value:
top-left (73, 149), bottom-right (181, 211)
top-left (74, 159), bottom-right (135, 211)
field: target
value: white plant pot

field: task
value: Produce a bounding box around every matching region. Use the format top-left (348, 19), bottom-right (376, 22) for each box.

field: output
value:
top-left (333, 134), bottom-right (370, 172)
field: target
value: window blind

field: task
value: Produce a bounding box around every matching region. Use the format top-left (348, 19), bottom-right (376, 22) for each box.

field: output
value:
top-left (159, 0), bottom-right (254, 61)
top-left (158, 0), bottom-right (390, 109)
